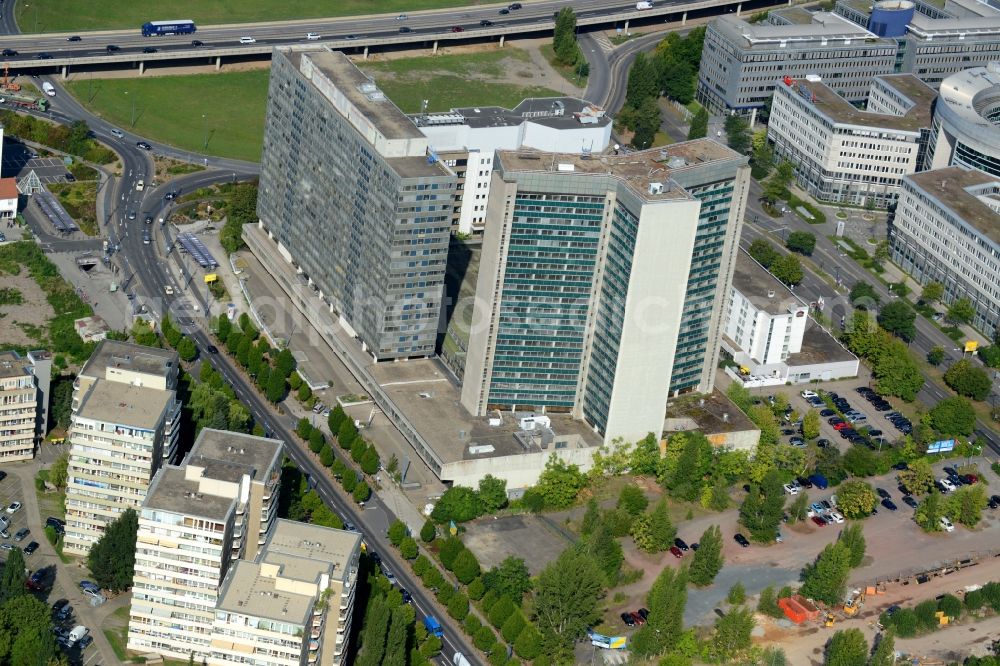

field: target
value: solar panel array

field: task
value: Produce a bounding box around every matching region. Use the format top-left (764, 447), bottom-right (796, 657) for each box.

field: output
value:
top-left (176, 232), bottom-right (219, 269)
top-left (35, 191), bottom-right (78, 233)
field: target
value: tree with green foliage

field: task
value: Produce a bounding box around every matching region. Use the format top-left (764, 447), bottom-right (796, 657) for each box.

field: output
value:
top-left (757, 586), bottom-right (783, 618)
top-left (309, 428), bottom-right (325, 454)
top-left (946, 297), bottom-right (976, 325)
top-left (328, 404), bottom-right (346, 433)
top-left (739, 469), bottom-right (785, 542)
top-left (915, 488), bottom-right (945, 532)
top-left (87, 508), bottom-right (139, 592)
top-left (927, 346), bottom-right (946, 366)
top-left (296, 417), bottom-right (312, 440)
top-left (727, 582), bottom-right (746, 605)
top-left (552, 7), bottom-right (579, 65)
top-left (618, 485), bottom-right (649, 515)
top-left (353, 480), bottom-right (371, 504)
top-left (836, 481), bottom-right (877, 519)
top-left (748, 238), bottom-right (779, 268)
top-left (501, 610), bottom-right (526, 644)
top-left (724, 114), bottom-right (751, 154)
top-left (0, 546), bottom-right (27, 604)
top-left (824, 628), bottom-right (868, 666)
top-left (945, 484), bottom-right (987, 527)
top-left (582, 523), bottom-right (624, 585)
top-left (0, 593), bottom-right (58, 666)
top-left (387, 519), bottom-right (408, 547)
top-left (533, 547), bottom-right (605, 659)
top-left (785, 231), bottom-right (816, 256)
top-left (689, 524), bottom-right (724, 586)
top-left (712, 606), bottom-right (755, 662)
top-left (580, 498), bottom-right (600, 536)
top-left (688, 107), bottom-right (709, 140)
top-left (631, 97), bottom-right (662, 150)
top-left (869, 630), bottom-right (895, 666)
top-left (979, 344), bottom-right (1000, 368)
top-left (930, 396), bottom-right (976, 436)
top-left (878, 300), bottom-right (917, 342)
top-left (632, 565), bottom-right (688, 656)
top-left (750, 130), bottom-right (774, 179)
top-left (452, 549), bottom-right (481, 585)
top-left (514, 624), bottom-right (543, 660)
top-left (265, 369), bottom-right (286, 403)
top-left (667, 432), bottom-right (713, 501)
top-left (360, 446), bottom-right (380, 475)
top-left (431, 486), bottom-right (483, 523)
top-left (535, 454), bottom-right (586, 509)
top-left (788, 492), bottom-right (810, 523)
top-left (483, 556), bottom-right (532, 604)
top-left (439, 537), bottom-right (465, 570)
top-left (626, 52), bottom-right (659, 108)
top-left (176, 336), bottom-right (197, 362)
top-left (770, 253), bottom-right (804, 287)
top-left (849, 282), bottom-right (881, 309)
top-left (838, 523), bottom-right (866, 568)
top-left (921, 281), bottom-right (944, 304)
top-left (944, 359), bottom-right (993, 400)
top-left (49, 452), bottom-right (69, 490)
top-left (319, 445), bottom-right (335, 467)
top-left (478, 475), bottom-right (508, 513)
top-left (631, 499), bottom-right (675, 554)
top-left (801, 542), bottom-right (852, 605)
top-left (843, 445), bottom-right (878, 477)
top-left (419, 520), bottom-right (436, 543)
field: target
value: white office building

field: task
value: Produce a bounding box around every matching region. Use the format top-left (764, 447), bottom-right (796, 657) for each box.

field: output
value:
top-left (767, 73), bottom-right (936, 208)
top-left (414, 98), bottom-right (612, 235)
top-left (925, 64), bottom-right (1000, 178)
top-left (723, 250), bottom-right (860, 385)
top-left (890, 166), bottom-right (1000, 336)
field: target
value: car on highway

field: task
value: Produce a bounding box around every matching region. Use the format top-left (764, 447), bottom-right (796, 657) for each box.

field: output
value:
top-left (109, 128), bottom-right (125, 139)
top-left (451, 26), bottom-right (465, 32)
top-left (136, 141), bottom-right (152, 150)
top-left (6, 502), bottom-right (20, 514)
top-left (509, 2), bottom-right (523, 8)
top-left (144, 214), bottom-right (153, 224)
top-left (397, 13), bottom-right (408, 19)
top-left (669, 546), bottom-right (684, 558)
top-left (23, 541), bottom-right (38, 555)
top-left (142, 46), bottom-right (157, 53)
top-left (36, 53), bottom-right (53, 60)
top-left (191, 40), bottom-right (204, 47)
top-left (106, 44), bottom-right (120, 53)
top-left (206, 345), bottom-right (219, 354)
top-left (164, 190), bottom-right (179, 200)
top-left (67, 35), bottom-right (81, 41)
top-left (344, 34), bottom-right (360, 40)
top-left (733, 533), bottom-right (750, 547)
top-left (1, 49), bottom-right (17, 57)
top-left (306, 32), bottom-right (321, 40)
top-left (499, 7), bottom-right (510, 14)
top-left (239, 36), bottom-right (257, 44)
top-left (401, 588), bottom-right (412, 604)
top-left (127, 211), bottom-right (136, 220)
top-left (480, 19), bottom-right (494, 26)
top-left (399, 26), bottom-right (412, 33)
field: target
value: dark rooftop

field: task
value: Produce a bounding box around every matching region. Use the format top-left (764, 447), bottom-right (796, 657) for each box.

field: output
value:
top-left (787, 322), bottom-right (859, 365)
top-left (665, 389), bottom-right (757, 434)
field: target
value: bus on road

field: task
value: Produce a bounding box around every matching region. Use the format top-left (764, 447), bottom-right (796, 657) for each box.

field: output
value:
top-left (141, 20), bottom-right (196, 36)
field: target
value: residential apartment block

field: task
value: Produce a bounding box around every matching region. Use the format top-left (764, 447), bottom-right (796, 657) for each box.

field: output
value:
top-left (128, 429), bottom-right (283, 661)
top-left (255, 48), bottom-right (457, 361)
top-left (926, 64), bottom-right (1000, 178)
top-left (64, 380), bottom-right (180, 554)
top-left (211, 520), bottom-right (361, 666)
top-left (889, 166), bottom-right (1000, 336)
top-left (461, 140), bottom-right (750, 444)
top-left (414, 98), bottom-right (612, 235)
top-left (767, 73), bottom-right (936, 208)
top-left (699, 0), bottom-right (1000, 117)
top-left (64, 341), bottom-right (180, 555)
top-left (0, 350), bottom-right (51, 462)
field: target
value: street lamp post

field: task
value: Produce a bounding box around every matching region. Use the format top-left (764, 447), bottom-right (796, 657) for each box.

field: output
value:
top-left (125, 91), bottom-right (136, 128)
top-left (202, 114), bottom-right (209, 150)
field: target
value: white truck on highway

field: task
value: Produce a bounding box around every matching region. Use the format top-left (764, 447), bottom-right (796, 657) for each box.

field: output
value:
top-left (636, 1), bottom-right (654, 8)
top-left (42, 82), bottom-right (56, 97)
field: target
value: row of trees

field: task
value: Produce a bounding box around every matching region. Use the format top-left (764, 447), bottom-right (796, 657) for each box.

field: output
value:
top-left (800, 524), bottom-right (866, 605)
top-left (845, 311), bottom-right (924, 401)
top-left (879, 580), bottom-right (1000, 638)
top-left (823, 628), bottom-right (895, 666)
top-left (551, 8), bottom-right (588, 80)
top-left (0, 111), bottom-right (115, 165)
top-left (0, 547), bottom-right (60, 666)
top-left (219, 181), bottom-right (259, 254)
top-left (354, 571), bottom-right (440, 666)
top-left (746, 238), bottom-right (804, 287)
top-left (429, 475), bottom-right (508, 524)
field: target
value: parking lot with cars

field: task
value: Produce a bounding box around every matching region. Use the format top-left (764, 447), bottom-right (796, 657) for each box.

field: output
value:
top-left (0, 142), bottom-right (74, 183)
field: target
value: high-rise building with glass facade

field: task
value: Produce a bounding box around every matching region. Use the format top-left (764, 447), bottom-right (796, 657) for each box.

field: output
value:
top-left (461, 140), bottom-right (750, 444)
top-left (255, 48), bottom-right (457, 360)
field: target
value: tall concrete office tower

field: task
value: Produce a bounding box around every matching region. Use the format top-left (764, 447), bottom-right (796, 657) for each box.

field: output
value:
top-left (461, 140), bottom-right (750, 444)
top-left (254, 48), bottom-right (457, 360)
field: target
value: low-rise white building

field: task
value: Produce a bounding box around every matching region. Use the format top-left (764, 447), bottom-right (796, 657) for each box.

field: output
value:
top-left (0, 178), bottom-right (18, 219)
top-left (890, 166), bottom-right (1000, 336)
top-left (723, 250), bottom-right (859, 386)
top-left (767, 73), bottom-right (937, 208)
top-left (414, 98), bottom-right (612, 234)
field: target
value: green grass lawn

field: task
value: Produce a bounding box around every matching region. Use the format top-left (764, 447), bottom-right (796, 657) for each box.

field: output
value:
top-left (359, 49), bottom-right (563, 113)
top-left (15, 0), bottom-right (492, 32)
top-left (65, 71), bottom-right (270, 162)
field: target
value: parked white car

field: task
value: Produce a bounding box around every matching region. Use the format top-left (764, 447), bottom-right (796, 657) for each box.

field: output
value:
top-left (829, 511), bottom-right (845, 524)
top-left (783, 484), bottom-right (799, 495)
top-left (800, 390), bottom-right (819, 399)
top-left (939, 477), bottom-right (957, 493)
top-left (940, 516), bottom-right (955, 532)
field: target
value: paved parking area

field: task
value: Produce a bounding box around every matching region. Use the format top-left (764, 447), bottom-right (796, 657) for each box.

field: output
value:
top-left (0, 142), bottom-right (72, 183)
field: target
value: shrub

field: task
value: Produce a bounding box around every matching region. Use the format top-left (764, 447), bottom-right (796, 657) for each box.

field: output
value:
top-left (400, 537), bottom-right (418, 560)
top-left (439, 537), bottom-right (465, 570)
top-left (448, 591), bottom-right (470, 621)
top-left (319, 445), bottom-right (334, 467)
top-left (452, 548), bottom-right (481, 585)
top-left (467, 577), bottom-right (486, 601)
top-left (501, 611), bottom-right (527, 643)
top-left (474, 626), bottom-right (497, 652)
top-left (420, 520), bottom-right (437, 543)
top-left (464, 613), bottom-right (483, 636)
top-left (964, 589), bottom-right (984, 611)
top-left (412, 555), bottom-right (432, 577)
top-left (431, 486), bottom-right (483, 523)
top-left (488, 596), bottom-right (516, 629)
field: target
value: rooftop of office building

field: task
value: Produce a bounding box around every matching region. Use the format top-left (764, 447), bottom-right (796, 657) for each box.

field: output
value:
top-left (711, 11), bottom-right (880, 48)
top-left (788, 323), bottom-right (860, 365)
top-left (0, 350), bottom-right (33, 379)
top-left (412, 97), bottom-right (610, 131)
top-left (279, 48), bottom-right (451, 180)
top-left (497, 139), bottom-right (744, 202)
top-left (79, 339), bottom-right (177, 381)
top-left (75, 380), bottom-right (173, 430)
top-left (731, 250), bottom-right (809, 316)
top-left (768, 6), bottom-right (820, 24)
top-left (936, 64), bottom-right (1000, 135)
top-left (779, 74), bottom-right (935, 132)
top-left (186, 429), bottom-right (283, 484)
top-left (905, 167), bottom-right (1000, 245)
top-left (263, 519), bottom-right (361, 580)
top-left (215, 561), bottom-right (316, 627)
top-left (143, 465), bottom-right (236, 519)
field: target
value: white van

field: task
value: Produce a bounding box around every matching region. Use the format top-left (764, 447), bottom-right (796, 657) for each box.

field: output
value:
top-left (135, 179), bottom-right (145, 191)
top-left (68, 625), bottom-right (89, 646)
top-left (42, 82), bottom-right (56, 97)
top-left (636, 1), bottom-right (653, 8)
top-left (239, 36), bottom-right (256, 44)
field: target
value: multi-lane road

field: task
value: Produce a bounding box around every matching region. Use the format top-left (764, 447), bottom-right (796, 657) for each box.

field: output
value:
top-left (0, 0), bottom-right (750, 69)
